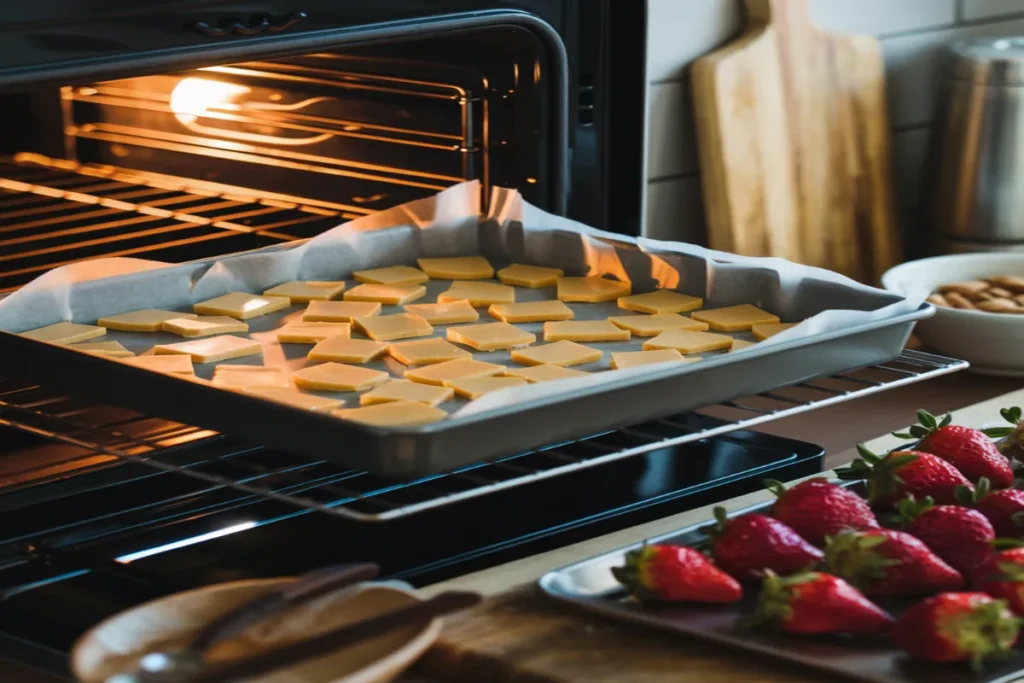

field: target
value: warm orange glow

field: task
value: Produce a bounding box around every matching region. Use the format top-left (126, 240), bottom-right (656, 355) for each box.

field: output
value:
top-left (170, 77), bottom-right (251, 125)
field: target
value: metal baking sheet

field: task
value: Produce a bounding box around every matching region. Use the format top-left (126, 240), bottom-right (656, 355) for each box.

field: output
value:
top-left (538, 481), bottom-right (1024, 683)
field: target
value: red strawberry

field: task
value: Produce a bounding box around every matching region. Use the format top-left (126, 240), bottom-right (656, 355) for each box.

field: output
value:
top-left (745, 570), bottom-right (893, 635)
top-left (610, 544), bottom-right (742, 603)
top-left (973, 547), bottom-right (1024, 616)
top-left (968, 485), bottom-right (1024, 538)
top-left (892, 593), bottom-right (1019, 667)
top-left (889, 494), bottom-right (995, 574)
top-left (893, 409), bottom-right (1013, 488)
top-left (703, 507), bottom-right (823, 580)
top-left (824, 528), bottom-right (964, 596)
top-left (766, 478), bottom-right (879, 546)
top-left (835, 445), bottom-right (971, 506)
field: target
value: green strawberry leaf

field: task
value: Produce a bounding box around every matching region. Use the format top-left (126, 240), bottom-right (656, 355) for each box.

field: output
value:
top-left (984, 427), bottom-right (1015, 438)
top-left (764, 479), bottom-right (786, 497)
top-left (917, 409), bottom-right (937, 430)
top-left (891, 431), bottom-right (915, 440)
top-left (992, 537), bottom-right (1024, 550)
top-left (909, 425), bottom-right (930, 439)
top-left (1012, 512), bottom-right (1024, 529)
top-left (939, 413), bottom-right (953, 427)
top-left (885, 454), bottom-right (920, 470)
top-left (1002, 407), bottom-right (1023, 425)
top-left (856, 444), bottom-right (882, 464)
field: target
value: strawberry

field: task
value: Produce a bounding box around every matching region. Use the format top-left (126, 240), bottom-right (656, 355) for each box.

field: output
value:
top-left (892, 593), bottom-right (1019, 667)
top-left (960, 478), bottom-right (1024, 538)
top-left (973, 547), bottom-right (1024, 616)
top-left (744, 570), bottom-right (893, 635)
top-left (610, 543), bottom-right (742, 603)
top-left (824, 528), bottom-right (963, 596)
top-left (835, 445), bottom-right (971, 506)
top-left (703, 507), bottom-right (823, 580)
top-left (765, 478), bottom-right (879, 546)
top-left (893, 409), bottom-right (1013, 489)
top-left (889, 494), bottom-right (995, 574)
top-left (983, 406), bottom-right (1024, 464)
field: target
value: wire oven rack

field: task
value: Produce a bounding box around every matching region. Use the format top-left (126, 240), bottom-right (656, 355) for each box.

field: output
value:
top-left (0, 351), bottom-right (966, 524)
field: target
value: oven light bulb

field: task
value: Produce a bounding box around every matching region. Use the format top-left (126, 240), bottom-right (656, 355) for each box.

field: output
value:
top-left (170, 77), bottom-right (251, 125)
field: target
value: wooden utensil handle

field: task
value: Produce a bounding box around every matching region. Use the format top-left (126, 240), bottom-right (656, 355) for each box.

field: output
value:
top-left (744, 0), bottom-right (810, 24)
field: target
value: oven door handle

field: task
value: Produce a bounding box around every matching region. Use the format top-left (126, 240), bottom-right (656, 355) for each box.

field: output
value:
top-left (191, 11), bottom-right (307, 38)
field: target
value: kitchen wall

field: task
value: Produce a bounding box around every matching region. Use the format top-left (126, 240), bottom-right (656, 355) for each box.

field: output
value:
top-left (643, 0), bottom-right (1024, 242)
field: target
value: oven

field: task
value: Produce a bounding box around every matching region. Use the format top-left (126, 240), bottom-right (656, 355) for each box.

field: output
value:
top-left (0, 2), bottom-right (959, 679)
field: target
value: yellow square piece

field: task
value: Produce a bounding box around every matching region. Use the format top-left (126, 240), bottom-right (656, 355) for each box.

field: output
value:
top-left (611, 349), bottom-right (697, 369)
top-left (154, 336), bottom-right (262, 363)
top-left (730, 339), bottom-right (758, 352)
top-left (122, 354), bottom-right (195, 375)
top-left (497, 263), bottom-right (564, 288)
top-left (389, 337), bottom-right (471, 365)
top-left (193, 292), bottom-right (290, 320)
top-left (275, 322), bottom-right (351, 344)
top-left (504, 364), bottom-right (590, 383)
top-left (489, 300), bottom-right (574, 323)
top-left (608, 314), bottom-right (708, 336)
top-left (161, 316), bottom-right (248, 338)
top-left (308, 337), bottom-right (389, 363)
top-left (403, 300), bottom-right (480, 325)
top-left (417, 256), bottom-right (494, 280)
top-left (334, 400), bottom-right (447, 427)
top-left (444, 376), bottom-right (527, 400)
top-left (69, 341), bottom-right (134, 358)
top-left (510, 340), bottom-right (602, 367)
top-left (243, 386), bottom-right (344, 412)
top-left (356, 313), bottom-right (433, 341)
top-left (212, 365), bottom-right (291, 389)
top-left (543, 320), bottom-right (630, 342)
top-left (447, 322), bottom-right (536, 351)
top-left (21, 322), bottom-right (106, 345)
top-left (692, 304), bottom-right (779, 331)
top-left (353, 265), bottom-right (429, 286)
top-left (752, 322), bottom-right (798, 341)
top-left (263, 281), bottom-right (346, 303)
top-left (405, 358), bottom-right (505, 386)
top-left (343, 283), bottom-right (426, 305)
top-left (303, 300), bottom-right (381, 322)
top-left (643, 330), bottom-right (733, 354)
top-left (437, 281), bottom-right (515, 306)
top-left (98, 309), bottom-right (195, 332)
top-left (618, 290), bottom-right (703, 314)
top-left (292, 363), bottom-right (389, 392)
top-left (360, 380), bottom-right (453, 407)
top-left (557, 277), bottom-right (631, 303)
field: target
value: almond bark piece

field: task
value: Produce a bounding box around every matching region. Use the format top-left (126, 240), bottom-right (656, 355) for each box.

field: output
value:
top-left (98, 309), bottom-right (196, 331)
top-left (417, 256), bottom-right (494, 280)
top-left (353, 265), bottom-right (429, 286)
top-left (21, 322), bottom-right (106, 345)
top-left (510, 340), bottom-right (602, 367)
top-left (691, 304), bottom-right (779, 331)
top-left (497, 263), bottom-right (564, 288)
top-left (292, 363), bottom-right (389, 392)
top-left (334, 400), bottom-right (447, 427)
top-left (193, 293), bottom-right (290, 319)
top-left (447, 322), bottom-right (536, 350)
top-left (557, 277), bottom-right (631, 303)
top-left (303, 300), bottom-right (381, 322)
top-left (405, 358), bottom-right (505, 386)
top-left (543, 320), bottom-right (630, 342)
top-left (617, 290), bottom-right (703, 314)
top-left (263, 281), bottom-right (346, 302)
top-left (360, 379), bottom-right (453, 407)
top-left (403, 300), bottom-right (479, 325)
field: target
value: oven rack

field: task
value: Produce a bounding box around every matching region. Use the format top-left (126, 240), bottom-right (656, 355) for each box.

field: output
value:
top-left (0, 351), bottom-right (966, 525)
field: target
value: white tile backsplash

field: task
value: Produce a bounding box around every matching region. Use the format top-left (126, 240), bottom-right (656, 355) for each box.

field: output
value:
top-left (810, 0), bottom-right (956, 36)
top-left (892, 128), bottom-right (932, 210)
top-left (646, 0), bottom-right (742, 83)
top-left (645, 176), bottom-right (706, 244)
top-left (961, 0), bottom-right (1024, 21)
top-left (646, 80), bottom-right (697, 180)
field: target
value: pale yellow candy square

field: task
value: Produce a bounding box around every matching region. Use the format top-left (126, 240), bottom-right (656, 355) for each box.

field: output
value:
top-left (343, 283), bottom-right (426, 305)
top-left (212, 365), bottom-right (291, 389)
top-left (243, 386), bottom-right (344, 412)
top-left (489, 300), bottom-right (574, 323)
top-left (154, 336), bottom-right (262, 363)
top-left (608, 314), bottom-right (708, 336)
top-left (557, 277), bottom-right (631, 303)
top-left (403, 300), bottom-right (479, 325)
top-left (643, 330), bottom-right (733, 354)
top-left (68, 340), bottom-right (135, 358)
top-left (356, 313), bottom-right (433, 341)
top-left (503, 364), bottom-right (590, 382)
top-left (405, 358), bottom-right (505, 386)
top-left (263, 281), bottom-right (346, 303)
top-left (437, 281), bottom-right (515, 306)
top-left (21, 322), bottom-right (106, 345)
top-left (334, 400), bottom-right (447, 427)
top-left (389, 337), bottom-right (471, 365)
top-left (360, 380), bottom-right (453, 407)
top-left (275, 322), bottom-right (351, 344)
top-left (122, 354), bottom-right (195, 375)
top-left (193, 292), bottom-right (290, 319)
top-left (447, 322), bottom-right (536, 351)
top-left (353, 265), bottom-right (429, 286)
top-left (161, 316), bottom-right (248, 338)
top-left (417, 256), bottom-right (494, 280)
top-left (543, 320), bottom-right (630, 342)
top-left (292, 363), bottom-right (389, 392)
top-left (730, 339), bottom-right (758, 352)
top-left (611, 349), bottom-right (700, 369)
top-left (303, 300), bottom-right (381, 322)
top-left (510, 340), bottom-right (602, 367)
top-left (308, 337), bottom-right (390, 363)
top-left (444, 376), bottom-right (527, 399)
top-left (752, 322), bottom-right (798, 341)
top-left (98, 309), bottom-right (196, 332)
top-left (497, 263), bottom-right (564, 288)
top-left (618, 290), bottom-right (703, 314)
top-left (692, 304), bottom-right (779, 331)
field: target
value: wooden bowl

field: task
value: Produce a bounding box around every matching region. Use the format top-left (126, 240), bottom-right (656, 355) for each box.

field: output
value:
top-left (70, 578), bottom-right (442, 683)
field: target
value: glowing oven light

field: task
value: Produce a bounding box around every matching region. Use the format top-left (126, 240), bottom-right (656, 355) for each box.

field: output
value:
top-left (170, 77), bottom-right (251, 125)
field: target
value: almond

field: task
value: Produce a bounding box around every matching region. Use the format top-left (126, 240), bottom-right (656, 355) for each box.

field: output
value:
top-left (939, 280), bottom-right (990, 295)
top-left (945, 292), bottom-right (976, 309)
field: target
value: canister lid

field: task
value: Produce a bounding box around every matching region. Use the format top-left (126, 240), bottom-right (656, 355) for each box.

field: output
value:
top-left (947, 37), bottom-right (1024, 85)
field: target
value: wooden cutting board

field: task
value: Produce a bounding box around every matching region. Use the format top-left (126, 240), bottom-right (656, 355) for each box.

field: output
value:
top-left (690, 0), bottom-right (901, 284)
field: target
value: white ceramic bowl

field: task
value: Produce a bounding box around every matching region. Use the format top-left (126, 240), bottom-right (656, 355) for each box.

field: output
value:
top-left (881, 252), bottom-right (1024, 376)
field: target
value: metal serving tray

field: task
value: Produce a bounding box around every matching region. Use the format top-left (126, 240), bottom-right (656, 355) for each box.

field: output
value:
top-left (538, 481), bottom-right (1024, 683)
